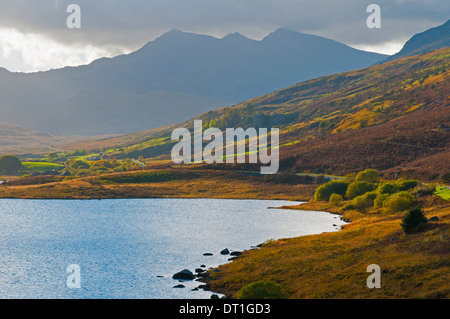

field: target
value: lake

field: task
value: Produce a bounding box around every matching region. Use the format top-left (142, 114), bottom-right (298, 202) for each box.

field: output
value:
top-left (0, 198), bottom-right (346, 299)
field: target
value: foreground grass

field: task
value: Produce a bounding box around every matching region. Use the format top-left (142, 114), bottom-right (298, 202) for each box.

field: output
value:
top-left (203, 198), bottom-right (449, 299)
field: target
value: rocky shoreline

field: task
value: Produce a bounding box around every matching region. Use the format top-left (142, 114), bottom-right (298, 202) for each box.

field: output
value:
top-left (170, 247), bottom-right (247, 299)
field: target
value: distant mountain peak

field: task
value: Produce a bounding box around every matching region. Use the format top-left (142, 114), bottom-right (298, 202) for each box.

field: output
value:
top-left (0, 26), bottom-right (387, 136)
top-left (262, 27), bottom-right (327, 43)
top-left (384, 19), bottom-right (450, 62)
top-left (222, 32), bottom-right (248, 41)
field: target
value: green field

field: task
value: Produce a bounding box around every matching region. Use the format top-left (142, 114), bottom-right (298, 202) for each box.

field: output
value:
top-left (22, 162), bottom-right (64, 172)
top-left (435, 186), bottom-right (450, 200)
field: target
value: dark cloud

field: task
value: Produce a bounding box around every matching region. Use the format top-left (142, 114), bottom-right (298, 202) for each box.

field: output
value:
top-left (0, 0), bottom-right (448, 53)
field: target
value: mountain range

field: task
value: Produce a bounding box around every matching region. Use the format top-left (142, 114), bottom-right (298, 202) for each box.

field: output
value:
top-left (64, 46), bottom-right (449, 180)
top-left (0, 28), bottom-right (387, 136)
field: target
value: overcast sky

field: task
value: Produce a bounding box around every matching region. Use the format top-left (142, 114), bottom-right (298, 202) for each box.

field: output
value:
top-left (0, 0), bottom-right (448, 72)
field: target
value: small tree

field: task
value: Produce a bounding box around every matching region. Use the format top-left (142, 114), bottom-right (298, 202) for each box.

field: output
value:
top-left (48, 153), bottom-right (59, 161)
top-left (401, 207), bottom-right (428, 234)
top-left (0, 155), bottom-right (22, 173)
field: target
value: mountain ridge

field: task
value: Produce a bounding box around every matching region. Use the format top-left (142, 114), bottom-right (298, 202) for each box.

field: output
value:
top-left (384, 19), bottom-right (450, 62)
top-left (0, 28), bottom-right (387, 136)
top-left (65, 47), bottom-right (449, 180)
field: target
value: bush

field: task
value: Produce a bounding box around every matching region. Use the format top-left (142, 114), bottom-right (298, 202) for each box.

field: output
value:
top-left (352, 192), bottom-right (377, 213)
top-left (355, 169), bottom-right (380, 183)
top-left (70, 160), bottom-right (90, 170)
top-left (329, 193), bottom-right (343, 206)
top-left (374, 192), bottom-right (389, 209)
top-left (314, 180), bottom-right (351, 201)
top-left (383, 191), bottom-right (416, 213)
top-left (377, 182), bottom-right (399, 195)
top-left (401, 207), bottom-right (428, 234)
top-left (237, 280), bottom-right (286, 299)
top-left (345, 181), bottom-right (377, 199)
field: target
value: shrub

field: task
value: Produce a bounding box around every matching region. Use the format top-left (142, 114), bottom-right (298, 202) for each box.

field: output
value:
top-left (383, 191), bottom-right (416, 213)
top-left (377, 182), bottom-right (399, 195)
top-left (237, 280), bottom-right (286, 299)
top-left (355, 169), bottom-right (380, 183)
top-left (314, 180), bottom-right (351, 201)
top-left (401, 207), bottom-right (428, 234)
top-left (345, 181), bottom-right (377, 199)
top-left (352, 192), bottom-right (377, 213)
top-left (329, 193), bottom-right (343, 206)
top-left (374, 192), bottom-right (389, 209)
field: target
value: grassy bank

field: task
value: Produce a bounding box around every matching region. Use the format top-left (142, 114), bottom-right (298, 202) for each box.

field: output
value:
top-left (0, 167), bottom-right (448, 299)
top-left (202, 195), bottom-right (449, 299)
top-left (0, 169), bottom-right (316, 201)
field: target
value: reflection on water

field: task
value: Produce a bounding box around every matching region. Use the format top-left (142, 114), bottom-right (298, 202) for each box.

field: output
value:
top-left (0, 198), bottom-right (345, 299)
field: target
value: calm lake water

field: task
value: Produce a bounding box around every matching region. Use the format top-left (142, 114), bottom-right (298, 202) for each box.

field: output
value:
top-left (0, 198), bottom-right (346, 299)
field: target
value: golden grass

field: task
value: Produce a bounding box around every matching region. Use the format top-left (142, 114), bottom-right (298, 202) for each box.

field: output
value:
top-left (1, 168), bottom-right (448, 299)
top-left (0, 169), bottom-right (315, 201)
top-left (204, 199), bottom-right (450, 299)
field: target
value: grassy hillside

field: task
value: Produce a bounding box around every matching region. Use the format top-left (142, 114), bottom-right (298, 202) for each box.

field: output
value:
top-left (61, 48), bottom-right (450, 180)
top-left (203, 197), bottom-right (449, 299)
top-left (0, 121), bottom-right (83, 154)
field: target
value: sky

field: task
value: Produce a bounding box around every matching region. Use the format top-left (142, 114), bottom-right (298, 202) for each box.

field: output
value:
top-left (0, 0), bottom-right (448, 73)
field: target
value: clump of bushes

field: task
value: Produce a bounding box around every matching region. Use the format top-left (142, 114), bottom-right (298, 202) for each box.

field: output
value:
top-left (401, 207), bottom-right (428, 234)
top-left (237, 280), bottom-right (286, 299)
top-left (355, 169), bottom-right (380, 183)
top-left (315, 169), bottom-right (425, 215)
top-left (382, 191), bottom-right (416, 213)
top-left (65, 158), bottom-right (142, 177)
top-left (345, 181), bottom-right (377, 199)
top-left (315, 180), bottom-right (351, 201)
top-left (352, 191), bottom-right (377, 214)
top-left (377, 182), bottom-right (399, 195)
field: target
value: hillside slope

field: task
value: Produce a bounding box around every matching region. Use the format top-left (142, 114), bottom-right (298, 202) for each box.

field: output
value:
top-left (68, 48), bottom-right (450, 180)
top-left (385, 19), bottom-right (450, 62)
top-left (0, 121), bottom-right (82, 153)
